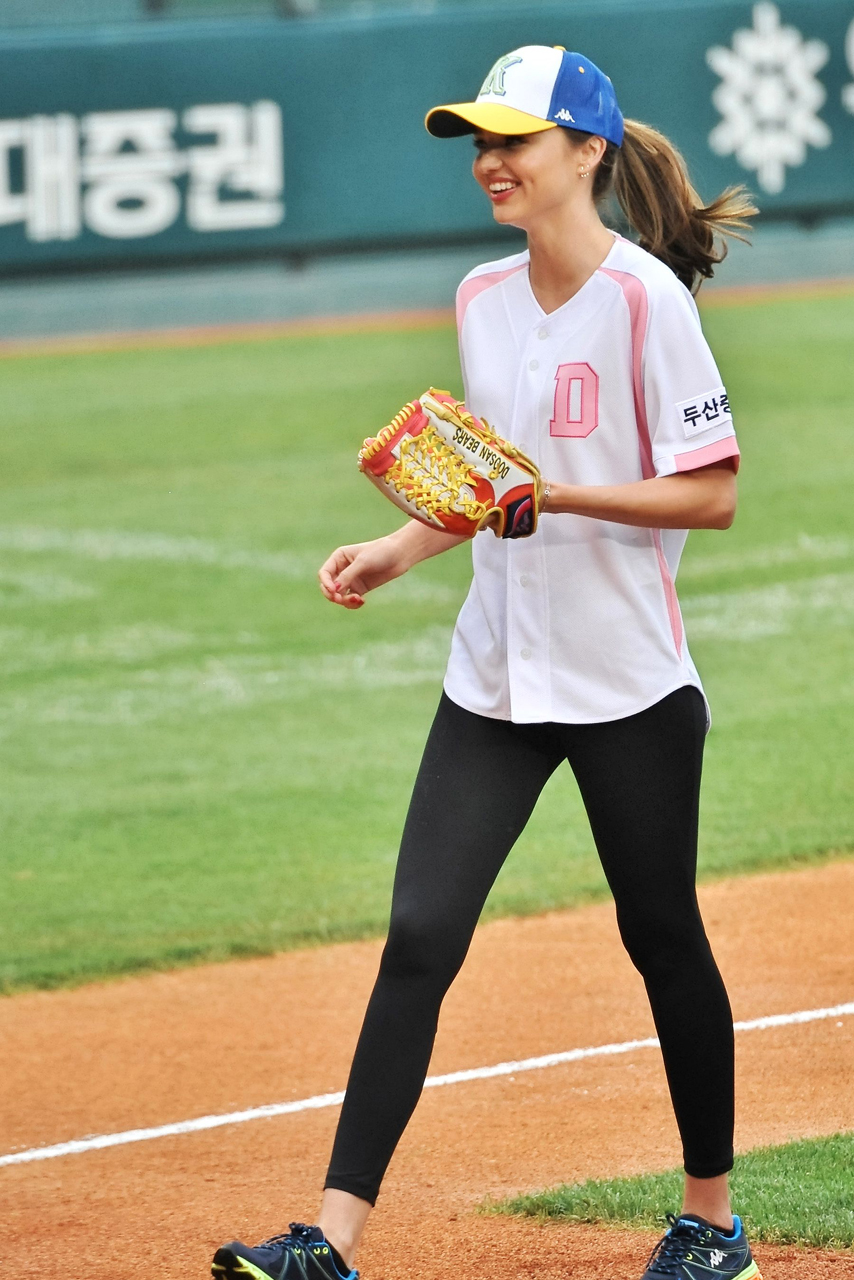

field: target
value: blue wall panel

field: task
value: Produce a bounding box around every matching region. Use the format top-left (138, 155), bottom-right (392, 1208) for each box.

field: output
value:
top-left (1, 0), bottom-right (853, 269)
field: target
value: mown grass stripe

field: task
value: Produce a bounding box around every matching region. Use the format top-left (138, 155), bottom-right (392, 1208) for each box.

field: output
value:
top-left (1, 302), bottom-right (852, 994)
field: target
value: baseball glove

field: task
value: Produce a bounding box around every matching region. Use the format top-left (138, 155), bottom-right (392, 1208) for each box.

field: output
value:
top-left (358, 388), bottom-right (543, 539)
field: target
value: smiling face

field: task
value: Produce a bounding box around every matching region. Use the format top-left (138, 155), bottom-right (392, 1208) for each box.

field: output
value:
top-left (472, 127), bottom-right (606, 230)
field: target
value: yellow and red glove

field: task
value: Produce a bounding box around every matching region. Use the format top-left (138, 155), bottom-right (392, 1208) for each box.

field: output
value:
top-left (358, 388), bottom-right (543, 539)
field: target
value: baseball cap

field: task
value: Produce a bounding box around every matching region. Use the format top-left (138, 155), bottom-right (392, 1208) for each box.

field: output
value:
top-left (426, 45), bottom-right (624, 147)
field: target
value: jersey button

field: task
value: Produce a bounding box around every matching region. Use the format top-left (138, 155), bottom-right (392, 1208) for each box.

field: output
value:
top-left (520, 647), bottom-right (532, 660)
top-left (538, 328), bottom-right (549, 340)
top-left (528, 359), bottom-right (539, 371)
top-left (520, 574), bottom-right (530, 588)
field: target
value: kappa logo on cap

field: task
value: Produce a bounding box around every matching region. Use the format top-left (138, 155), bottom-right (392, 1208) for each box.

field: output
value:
top-left (554, 108), bottom-right (575, 122)
top-left (479, 54), bottom-right (523, 97)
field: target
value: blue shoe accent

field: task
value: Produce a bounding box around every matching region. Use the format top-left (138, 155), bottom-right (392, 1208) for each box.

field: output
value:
top-left (212, 1222), bottom-right (358, 1280)
top-left (641, 1212), bottom-right (762, 1279)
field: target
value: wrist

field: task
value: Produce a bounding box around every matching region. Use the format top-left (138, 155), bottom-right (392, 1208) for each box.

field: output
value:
top-left (384, 526), bottom-right (416, 567)
top-left (386, 521), bottom-right (435, 571)
top-left (541, 481), bottom-right (586, 517)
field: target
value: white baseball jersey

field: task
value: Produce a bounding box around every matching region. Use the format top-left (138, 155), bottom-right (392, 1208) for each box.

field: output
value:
top-left (443, 234), bottom-right (740, 724)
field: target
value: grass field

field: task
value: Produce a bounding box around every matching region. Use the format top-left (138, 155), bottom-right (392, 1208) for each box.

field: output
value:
top-left (1, 293), bottom-right (853, 993)
top-left (492, 1133), bottom-right (854, 1250)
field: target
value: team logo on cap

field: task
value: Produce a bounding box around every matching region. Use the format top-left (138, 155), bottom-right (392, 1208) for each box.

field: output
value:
top-left (479, 54), bottom-right (523, 97)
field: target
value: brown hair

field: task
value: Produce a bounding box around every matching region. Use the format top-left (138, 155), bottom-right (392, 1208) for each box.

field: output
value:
top-left (569, 120), bottom-right (758, 294)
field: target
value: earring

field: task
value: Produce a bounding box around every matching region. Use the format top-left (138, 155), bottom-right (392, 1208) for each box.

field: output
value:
top-left (579, 168), bottom-right (590, 179)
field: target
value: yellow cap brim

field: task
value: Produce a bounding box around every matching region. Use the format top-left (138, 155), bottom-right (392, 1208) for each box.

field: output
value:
top-left (425, 101), bottom-right (557, 138)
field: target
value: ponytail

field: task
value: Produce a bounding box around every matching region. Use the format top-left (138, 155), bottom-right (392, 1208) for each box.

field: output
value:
top-left (580, 120), bottom-right (758, 294)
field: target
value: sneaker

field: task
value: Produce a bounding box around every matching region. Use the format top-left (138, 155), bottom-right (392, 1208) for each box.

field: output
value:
top-left (642, 1214), bottom-right (762, 1279)
top-left (212, 1222), bottom-right (358, 1280)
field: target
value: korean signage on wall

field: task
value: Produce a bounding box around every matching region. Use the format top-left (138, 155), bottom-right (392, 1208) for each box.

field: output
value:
top-left (1, 0), bottom-right (854, 272)
top-left (0, 102), bottom-right (282, 245)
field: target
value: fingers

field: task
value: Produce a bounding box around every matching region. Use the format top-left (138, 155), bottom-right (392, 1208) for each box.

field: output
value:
top-left (332, 564), bottom-right (366, 608)
top-left (319, 547), bottom-right (352, 594)
top-left (318, 547), bottom-right (365, 608)
top-left (318, 574), bottom-right (364, 608)
top-left (318, 546), bottom-right (354, 588)
top-left (327, 581), bottom-right (365, 608)
top-left (335, 559), bottom-right (365, 592)
top-left (319, 578), bottom-right (365, 608)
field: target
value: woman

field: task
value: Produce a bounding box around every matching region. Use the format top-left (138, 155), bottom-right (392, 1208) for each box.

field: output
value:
top-left (213, 45), bottom-right (760, 1280)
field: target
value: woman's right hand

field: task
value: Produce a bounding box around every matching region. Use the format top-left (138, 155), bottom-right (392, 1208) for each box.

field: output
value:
top-left (318, 536), bottom-right (409, 610)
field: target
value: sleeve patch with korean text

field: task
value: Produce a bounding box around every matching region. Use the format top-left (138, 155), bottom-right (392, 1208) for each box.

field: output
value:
top-left (676, 387), bottom-right (733, 439)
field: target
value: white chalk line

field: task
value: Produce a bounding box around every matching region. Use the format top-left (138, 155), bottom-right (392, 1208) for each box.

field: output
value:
top-left (682, 572), bottom-right (854, 641)
top-left (0, 525), bottom-right (315, 579)
top-left (1, 525), bottom-right (852, 587)
top-left (2, 1001), bottom-right (851, 1171)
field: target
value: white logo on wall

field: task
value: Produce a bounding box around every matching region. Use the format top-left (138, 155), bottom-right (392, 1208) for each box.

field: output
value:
top-left (706, 3), bottom-right (830, 194)
top-left (844, 18), bottom-right (854, 117)
top-left (0, 100), bottom-right (283, 243)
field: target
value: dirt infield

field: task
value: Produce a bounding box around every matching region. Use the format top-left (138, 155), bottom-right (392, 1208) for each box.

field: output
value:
top-left (3, 860), bottom-right (853, 1279)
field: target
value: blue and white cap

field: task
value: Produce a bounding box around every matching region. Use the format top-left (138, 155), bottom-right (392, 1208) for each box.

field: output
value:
top-left (426, 45), bottom-right (624, 147)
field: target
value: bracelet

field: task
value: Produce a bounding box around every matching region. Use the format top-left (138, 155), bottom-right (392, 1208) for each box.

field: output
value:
top-left (542, 480), bottom-right (551, 512)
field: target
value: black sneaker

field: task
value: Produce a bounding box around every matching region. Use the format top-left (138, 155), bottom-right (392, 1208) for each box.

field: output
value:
top-left (642, 1214), bottom-right (762, 1279)
top-left (212, 1222), bottom-right (358, 1280)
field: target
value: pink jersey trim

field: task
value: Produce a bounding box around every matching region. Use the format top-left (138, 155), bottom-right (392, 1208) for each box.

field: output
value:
top-left (674, 436), bottom-right (741, 474)
top-left (600, 268), bottom-right (654, 479)
top-left (600, 265), bottom-right (684, 656)
top-left (653, 533), bottom-right (684, 657)
top-left (456, 264), bottom-right (527, 332)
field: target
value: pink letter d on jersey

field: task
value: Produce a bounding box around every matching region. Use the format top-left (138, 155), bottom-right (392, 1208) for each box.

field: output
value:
top-left (550, 363), bottom-right (599, 438)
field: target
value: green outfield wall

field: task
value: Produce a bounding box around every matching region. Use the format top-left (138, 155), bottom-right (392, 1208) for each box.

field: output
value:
top-left (1, 0), bottom-right (854, 271)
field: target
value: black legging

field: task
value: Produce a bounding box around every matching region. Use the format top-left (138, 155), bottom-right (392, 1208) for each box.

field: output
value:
top-left (325, 686), bottom-right (734, 1204)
